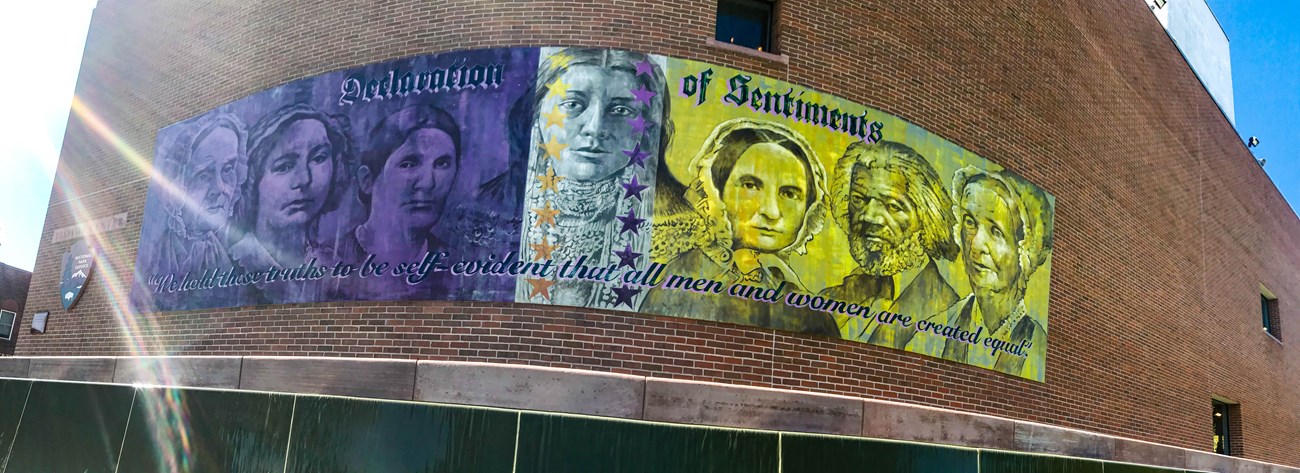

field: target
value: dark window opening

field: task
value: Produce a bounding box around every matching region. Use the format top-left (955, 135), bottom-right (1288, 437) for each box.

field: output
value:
top-left (0, 310), bottom-right (13, 340)
top-left (716, 0), bottom-right (776, 52)
top-left (1213, 400), bottom-right (1240, 456)
top-left (1262, 294), bottom-right (1281, 339)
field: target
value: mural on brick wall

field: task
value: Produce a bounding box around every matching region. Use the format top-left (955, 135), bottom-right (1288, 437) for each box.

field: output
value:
top-left (129, 47), bottom-right (1055, 381)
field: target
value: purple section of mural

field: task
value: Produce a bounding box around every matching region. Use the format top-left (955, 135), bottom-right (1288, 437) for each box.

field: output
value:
top-left (129, 48), bottom-right (538, 312)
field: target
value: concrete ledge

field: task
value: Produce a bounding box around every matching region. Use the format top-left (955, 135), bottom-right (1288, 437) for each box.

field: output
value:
top-left (1112, 437), bottom-right (1187, 470)
top-left (3, 355), bottom-right (1300, 473)
top-left (1014, 421), bottom-right (1116, 460)
top-left (240, 357), bottom-right (416, 400)
top-left (1187, 450), bottom-right (1238, 473)
top-left (0, 358), bottom-right (31, 378)
top-left (1268, 464), bottom-right (1300, 473)
top-left (862, 399), bottom-right (1015, 450)
top-left (1227, 462), bottom-right (1268, 473)
top-left (415, 361), bottom-right (645, 419)
top-left (644, 377), bottom-right (863, 436)
top-left (28, 357), bottom-right (116, 383)
top-left (113, 356), bottom-right (241, 389)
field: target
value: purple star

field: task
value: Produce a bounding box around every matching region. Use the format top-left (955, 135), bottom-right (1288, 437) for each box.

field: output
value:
top-left (617, 208), bottom-right (646, 235)
top-left (634, 60), bottom-right (655, 77)
top-left (627, 115), bottom-right (648, 134)
top-left (622, 174), bottom-right (649, 200)
top-left (613, 244), bottom-right (642, 270)
top-left (611, 285), bottom-right (642, 309)
top-left (622, 144), bottom-right (649, 169)
top-left (631, 85), bottom-right (657, 106)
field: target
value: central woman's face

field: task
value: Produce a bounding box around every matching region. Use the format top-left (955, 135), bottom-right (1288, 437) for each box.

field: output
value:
top-left (368, 128), bottom-right (458, 232)
top-left (723, 142), bottom-right (809, 253)
top-left (958, 180), bottom-right (1022, 294)
top-left (540, 65), bottom-right (642, 182)
top-left (184, 127), bottom-right (241, 232)
top-left (256, 119), bottom-right (334, 230)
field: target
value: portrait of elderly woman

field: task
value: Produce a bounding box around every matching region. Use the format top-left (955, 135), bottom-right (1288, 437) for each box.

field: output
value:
top-left (908, 167), bottom-right (1054, 379)
top-left (640, 118), bottom-right (838, 336)
top-left (133, 113), bottom-right (248, 310)
top-left (821, 141), bottom-right (960, 347)
top-left (337, 105), bottom-right (460, 300)
top-left (230, 103), bottom-right (354, 304)
top-left (515, 48), bottom-right (670, 309)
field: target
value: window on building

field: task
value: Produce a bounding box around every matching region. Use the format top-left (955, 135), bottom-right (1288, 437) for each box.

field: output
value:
top-left (1261, 293), bottom-right (1280, 340)
top-left (715, 0), bottom-right (776, 52)
top-left (1212, 400), bottom-right (1240, 456)
top-left (0, 310), bottom-right (14, 340)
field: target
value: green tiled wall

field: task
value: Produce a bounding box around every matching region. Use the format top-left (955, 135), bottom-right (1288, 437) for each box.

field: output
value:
top-left (0, 379), bottom-right (1203, 473)
top-left (116, 388), bottom-right (294, 472)
top-left (285, 396), bottom-right (517, 473)
top-left (5, 381), bottom-right (135, 473)
top-left (783, 433), bottom-right (978, 473)
top-left (516, 413), bottom-right (779, 473)
top-left (981, 450), bottom-right (1105, 473)
top-left (0, 379), bottom-right (30, 469)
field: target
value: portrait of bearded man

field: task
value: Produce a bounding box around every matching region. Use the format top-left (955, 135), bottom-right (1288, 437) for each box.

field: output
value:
top-left (821, 140), bottom-right (960, 348)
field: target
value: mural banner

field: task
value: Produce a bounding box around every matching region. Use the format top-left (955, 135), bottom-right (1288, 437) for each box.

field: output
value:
top-left (129, 47), bottom-right (1055, 381)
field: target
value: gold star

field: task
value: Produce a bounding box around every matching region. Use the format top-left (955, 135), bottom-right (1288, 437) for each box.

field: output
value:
top-left (545, 78), bottom-right (570, 100)
top-left (542, 105), bottom-right (565, 129)
top-left (549, 53), bottom-right (574, 69)
top-left (532, 201), bottom-right (560, 227)
top-left (537, 166), bottom-right (565, 193)
top-left (530, 234), bottom-right (559, 261)
top-left (540, 135), bottom-right (567, 161)
top-left (526, 277), bottom-right (556, 301)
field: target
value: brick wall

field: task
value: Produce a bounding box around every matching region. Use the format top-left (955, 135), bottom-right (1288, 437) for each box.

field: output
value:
top-left (22, 0), bottom-right (1300, 466)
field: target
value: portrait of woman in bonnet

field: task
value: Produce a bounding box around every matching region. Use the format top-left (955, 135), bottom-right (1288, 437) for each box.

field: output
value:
top-left (909, 166), bottom-right (1054, 379)
top-left (515, 48), bottom-right (671, 309)
top-left (134, 113), bottom-right (248, 310)
top-left (230, 103), bottom-right (355, 304)
top-left (641, 118), bottom-right (838, 336)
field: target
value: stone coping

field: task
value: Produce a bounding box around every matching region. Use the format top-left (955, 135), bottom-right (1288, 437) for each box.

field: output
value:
top-left (0, 356), bottom-right (1290, 473)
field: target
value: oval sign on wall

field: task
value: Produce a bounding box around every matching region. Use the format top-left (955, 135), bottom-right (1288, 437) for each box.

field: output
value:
top-left (60, 239), bottom-right (95, 310)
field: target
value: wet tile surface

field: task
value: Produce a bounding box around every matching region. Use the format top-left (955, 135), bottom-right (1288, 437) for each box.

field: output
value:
top-left (0, 379), bottom-right (31, 468)
top-left (5, 381), bottom-right (135, 473)
top-left (515, 412), bottom-right (779, 473)
top-left (285, 396), bottom-right (517, 473)
top-left (980, 450), bottom-right (1105, 473)
top-left (1102, 463), bottom-right (1186, 473)
top-left (116, 387), bottom-right (295, 473)
top-left (783, 434), bottom-right (978, 473)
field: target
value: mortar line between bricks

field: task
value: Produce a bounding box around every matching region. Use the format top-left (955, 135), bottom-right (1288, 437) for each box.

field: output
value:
top-left (47, 177), bottom-right (149, 207)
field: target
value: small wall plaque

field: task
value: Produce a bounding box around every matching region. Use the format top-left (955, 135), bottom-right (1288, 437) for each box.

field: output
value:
top-left (31, 312), bottom-right (48, 333)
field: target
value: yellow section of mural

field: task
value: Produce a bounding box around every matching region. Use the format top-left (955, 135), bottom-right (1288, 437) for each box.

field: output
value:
top-left (648, 58), bottom-right (1054, 381)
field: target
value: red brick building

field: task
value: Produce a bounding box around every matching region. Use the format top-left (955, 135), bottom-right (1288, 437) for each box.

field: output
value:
top-left (15, 0), bottom-right (1300, 471)
top-left (0, 263), bottom-right (31, 355)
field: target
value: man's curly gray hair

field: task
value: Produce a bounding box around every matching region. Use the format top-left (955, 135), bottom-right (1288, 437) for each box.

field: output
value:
top-left (832, 140), bottom-right (959, 262)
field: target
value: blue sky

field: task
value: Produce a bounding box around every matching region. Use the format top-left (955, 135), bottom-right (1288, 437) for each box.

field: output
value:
top-left (0, 1), bottom-right (1294, 271)
top-left (0, 0), bottom-right (97, 270)
top-left (1206, 0), bottom-right (1300, 216)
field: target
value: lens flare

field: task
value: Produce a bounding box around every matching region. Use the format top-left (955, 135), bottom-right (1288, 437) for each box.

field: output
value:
top-left (69, 95), bottom-right (199, 471)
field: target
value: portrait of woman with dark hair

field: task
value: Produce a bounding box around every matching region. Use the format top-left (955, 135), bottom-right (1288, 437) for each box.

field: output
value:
top-left (908, 167), bottom-right (1054, 379)
top-left (640, 118), bottom-right (838, 336)
top-left (230, 103), bottom-right (355, 304)
top-left (337, 104), bottom-right (460, 300)
top-left (133, 113), bottom-right (248, 310)
top-left (515, 48), bottom-right (671, 309)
